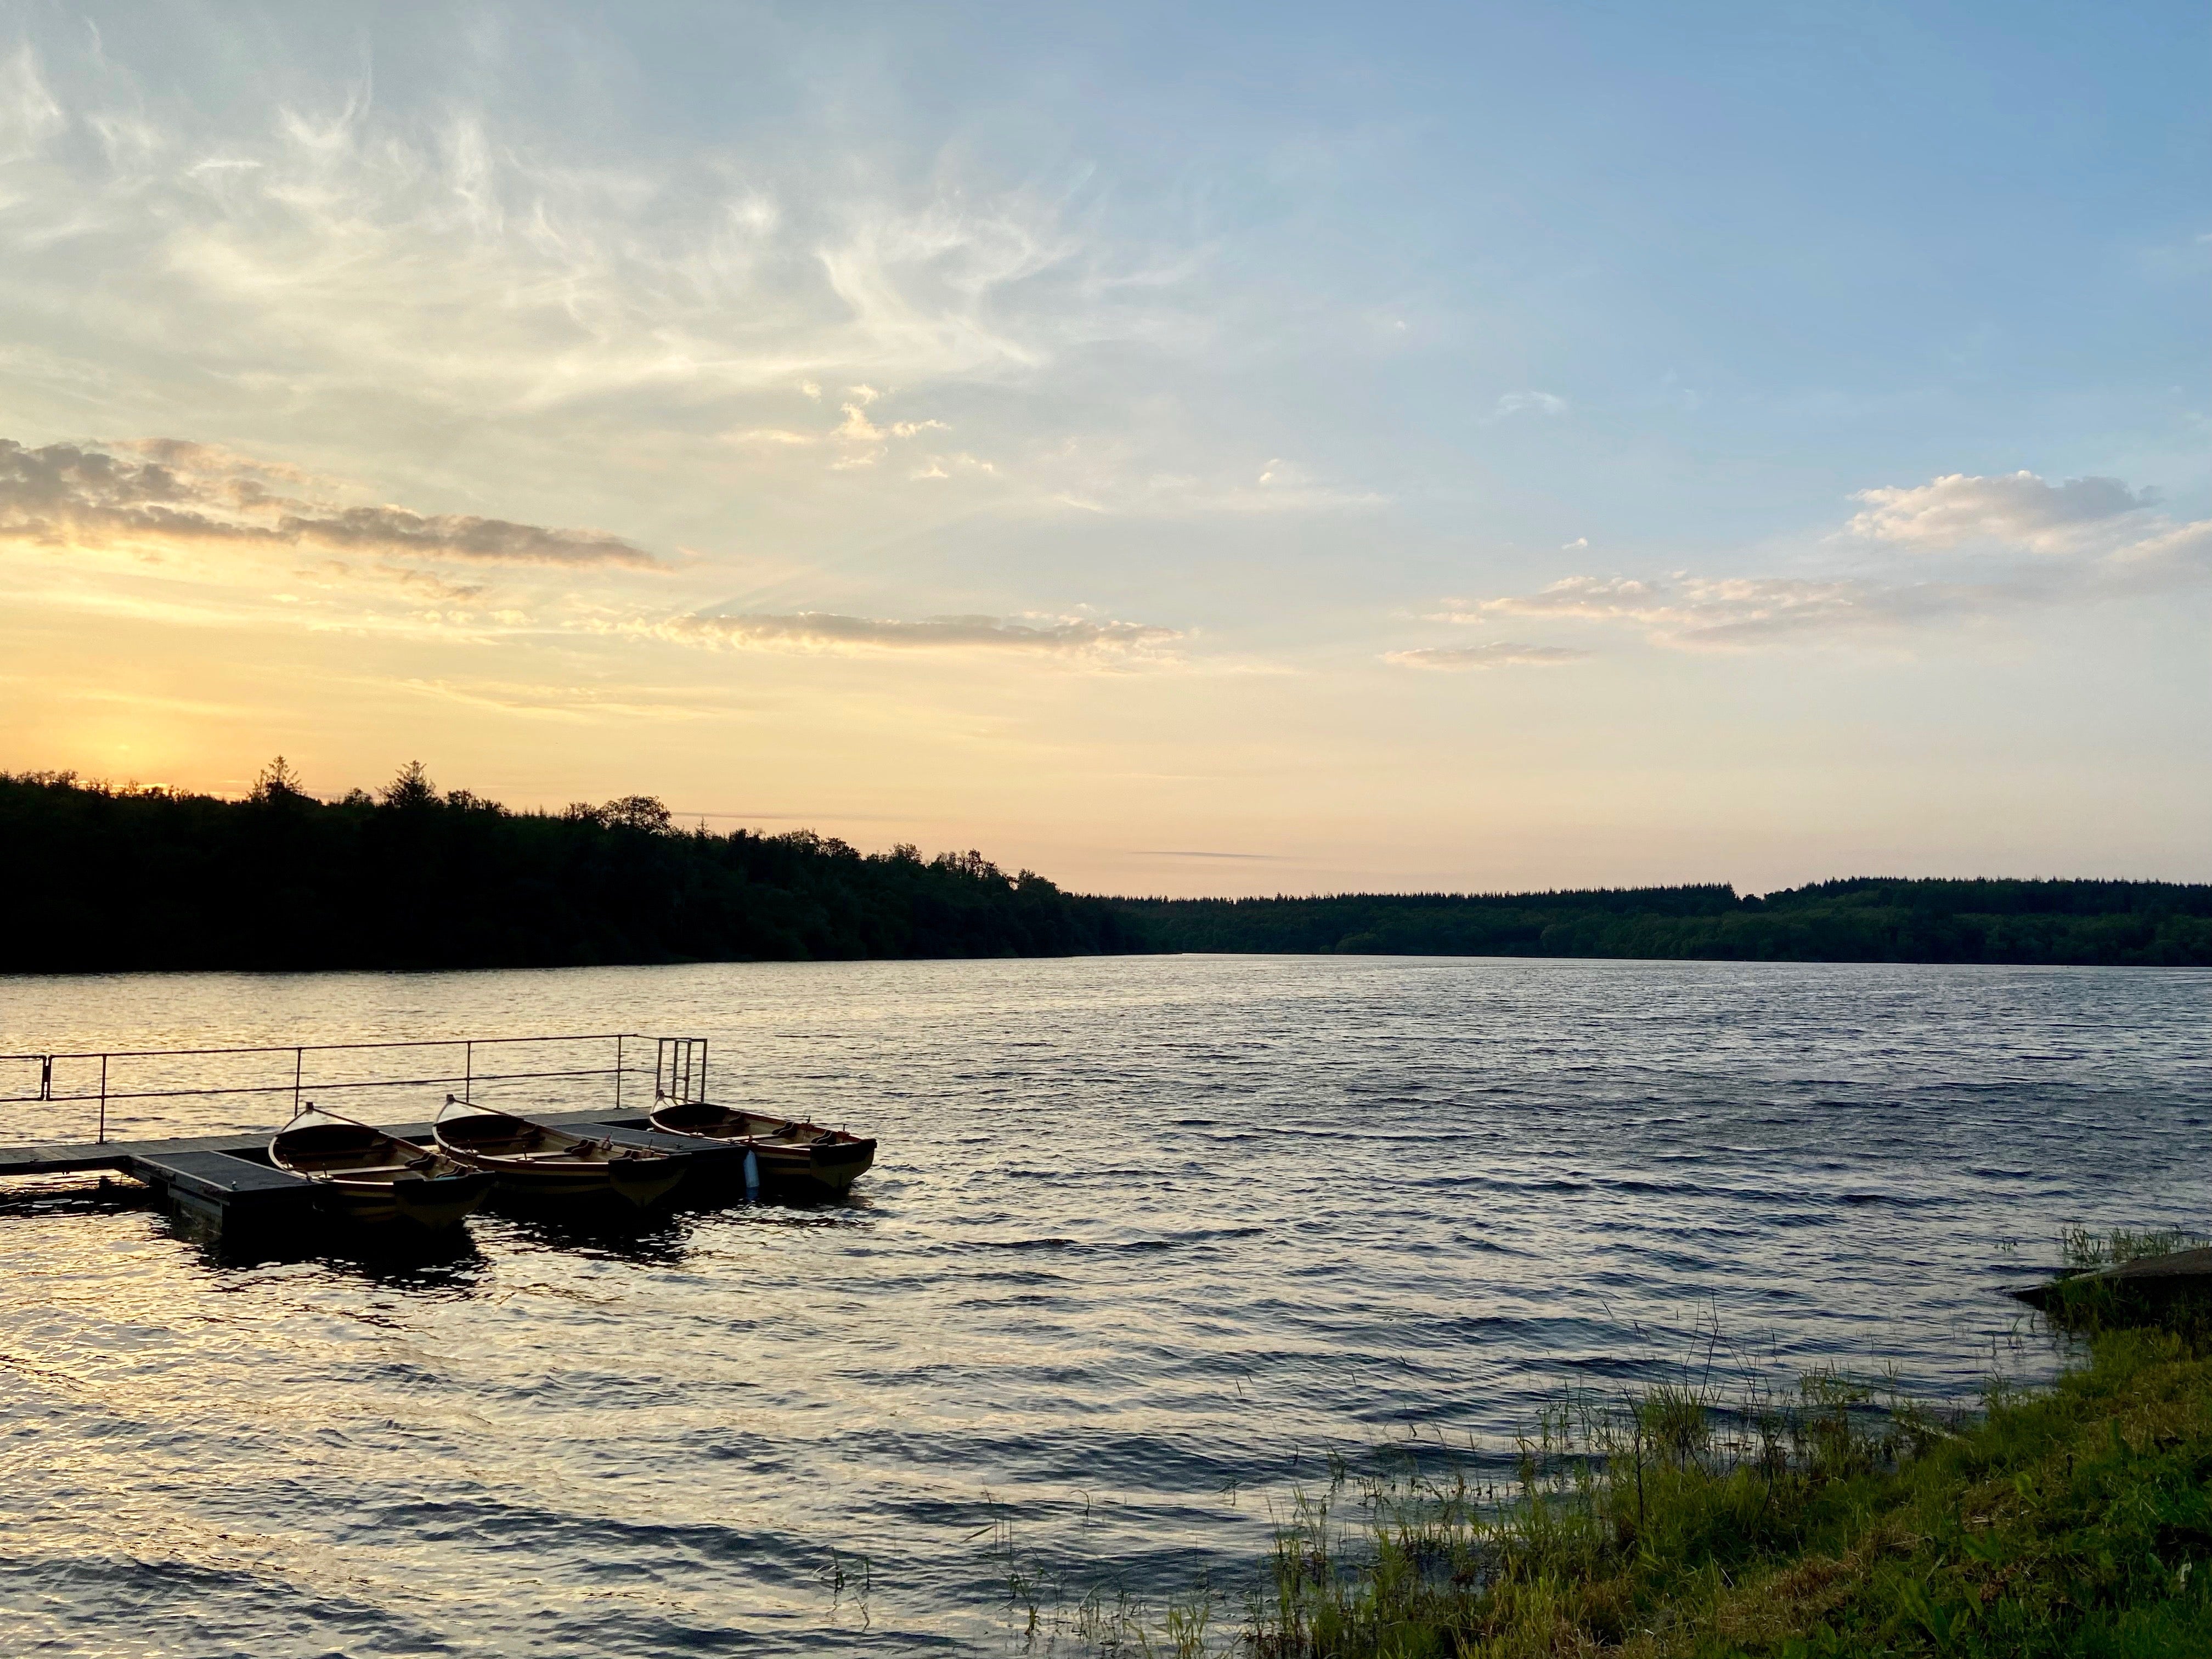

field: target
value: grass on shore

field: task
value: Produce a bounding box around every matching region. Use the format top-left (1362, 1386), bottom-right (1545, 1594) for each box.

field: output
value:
top-left (1253, 1289), bottom-right (2212, 1655)
top-left (2061, 1227), bottom-right (2210, 1273)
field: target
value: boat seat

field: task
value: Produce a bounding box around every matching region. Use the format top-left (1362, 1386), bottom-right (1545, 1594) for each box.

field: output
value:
top-left (330, 1161), bottom-right (429, 1178)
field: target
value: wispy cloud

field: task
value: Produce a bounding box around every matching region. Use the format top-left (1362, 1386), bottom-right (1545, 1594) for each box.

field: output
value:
top-left (0, 437), bottom-right (659, 569)
top-left (648, 610), bottom-right (1182, 657)
top-left (284, 505), bottom-right (656, 567)
top-left (0, 44), bottom-right (63, 166)
top-left (1047, 457), bottom-right (1386, 516)
top-left (1444, 574), bottom-right (2038, 647)
top-left (1493, 390), bottom-right (1569, 419)
top-left (0, 50), bottom-right (1187, 427)
top-left (1127, 849), bottom-right (1290, 860)
top-left (1384, 641), bottom-right (1590, 670)
top-left (1435, 469), bottom-right (2211, 652)
top-left (726, 392), bottom-right (953, 472)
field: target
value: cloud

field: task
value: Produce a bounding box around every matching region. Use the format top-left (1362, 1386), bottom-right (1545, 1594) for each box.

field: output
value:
top-left (0, 436), bottom-right (659, 569)
top-left (1128, 849), bottom-right (1290, 861)
top-left (1493, 391), bottom-right (1569, 419)
top-left (1848, 470), bottom-right (2155, 552)
top-left (305, 560), bottom-right (488, 603)
top-left (650, 610), bottom-right (1181, 656)
top-left (0, 44), bottom-right (63, 165)
top-left (1449, 572), bottom-right (2037, 648)
top-left (1384, 641), bottom-right (1590, 670)
top-left (1079, 460), bottom-right (1385, 516)
top-left (0, 47), bottom-right (1194, 436)
top-left (1437, 575), bottom-right (1663, 623)
top-left (910, 452), bottom-right (994, 482)
top-left (722, 399), bottom-right (952, 466)
top-left (1437, 467), bottom-right (2210, 652)
top-left (2107, 515), bottom-right (2212, 585)
top-left (283, 505), bottom-right (657, 568)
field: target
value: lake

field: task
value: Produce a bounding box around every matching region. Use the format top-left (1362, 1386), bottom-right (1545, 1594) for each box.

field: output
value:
top-left (1, 956), bottom-right (2205, 1655)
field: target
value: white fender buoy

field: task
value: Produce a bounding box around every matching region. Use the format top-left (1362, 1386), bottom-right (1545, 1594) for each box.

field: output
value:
top-left (743, 1147), bottom-right (760, 1200)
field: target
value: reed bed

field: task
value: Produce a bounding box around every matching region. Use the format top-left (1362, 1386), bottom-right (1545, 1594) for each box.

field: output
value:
top-left (1250, 1356), bottom-right (1951, 1657)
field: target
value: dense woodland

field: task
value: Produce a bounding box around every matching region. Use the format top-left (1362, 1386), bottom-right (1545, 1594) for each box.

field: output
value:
top-left (0, 766), bottom-right (1143, 971)
top-left (4, 766), bottom-right (2205, 970)
top-left (1120, 878), bottom-right (2212, 966)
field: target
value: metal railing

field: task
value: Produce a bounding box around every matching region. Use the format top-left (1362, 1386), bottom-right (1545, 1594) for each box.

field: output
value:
top-left (2, 1031), bottom-right (710, 1146)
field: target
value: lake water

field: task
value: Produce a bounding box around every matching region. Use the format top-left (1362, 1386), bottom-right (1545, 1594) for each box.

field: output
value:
top-left (1, 956), bottom-right (2205, 1655)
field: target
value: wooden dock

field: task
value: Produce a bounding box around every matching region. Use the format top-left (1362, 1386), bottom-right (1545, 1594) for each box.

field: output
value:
top-left (0, 1031), bottom-right (747, 1242)
top-left (0, 1109), bottom-right (748, 1238)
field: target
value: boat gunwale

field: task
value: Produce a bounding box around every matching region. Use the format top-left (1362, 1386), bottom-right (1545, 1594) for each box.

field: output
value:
top-left (273, 1103), bottom-right (476, 1186)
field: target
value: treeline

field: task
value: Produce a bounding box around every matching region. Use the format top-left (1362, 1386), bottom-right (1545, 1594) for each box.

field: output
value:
top-left (7, 765), bottom-right (2205, 970)
top-left (0, 765), bottom-right (1144, 972)
top-left (1116, 878), bottom-right (2212, 966)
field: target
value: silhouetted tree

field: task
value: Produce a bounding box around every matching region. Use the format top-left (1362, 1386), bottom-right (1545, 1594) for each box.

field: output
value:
top-left (251, 755), bottom-right (307, 803)
top-left (381, 760), bottom-right (436, 809)
top-left (602, 794), bottom-right (673, 833)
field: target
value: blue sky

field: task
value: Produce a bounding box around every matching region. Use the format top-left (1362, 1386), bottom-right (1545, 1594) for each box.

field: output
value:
top-left (1, 2), bottom-right (2205, 891)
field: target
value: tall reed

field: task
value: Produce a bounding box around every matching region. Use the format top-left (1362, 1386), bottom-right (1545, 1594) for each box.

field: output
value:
top-left (1251, 1358), bottom-right (1950, 1657)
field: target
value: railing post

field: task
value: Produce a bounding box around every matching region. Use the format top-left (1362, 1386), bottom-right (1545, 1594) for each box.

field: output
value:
top-left (98, 1054), bottom-right (108, 1144)
top-left (293, 1047), bottom-right (303, 1115)
top-left (464, 1040), bottom-right (473, 1101)
top-left (699, 1040), bottom-right (708, 1104)
top-left (38, 1056), bottom-right (52, 1102)
top-left (614, 1035), bottom-right (623, 1113)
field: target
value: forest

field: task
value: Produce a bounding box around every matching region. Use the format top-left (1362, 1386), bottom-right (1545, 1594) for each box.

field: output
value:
top-left (1118, 877), bottom-right (2212, 966)
top-left (0, 765), bottom-right (1144, 972)
top-left (5, 765), bottom-right (2206, 970)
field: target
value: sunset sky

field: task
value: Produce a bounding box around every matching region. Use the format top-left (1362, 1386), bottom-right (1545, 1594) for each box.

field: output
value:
top-left (1, 2), bottom-right (2204, 895)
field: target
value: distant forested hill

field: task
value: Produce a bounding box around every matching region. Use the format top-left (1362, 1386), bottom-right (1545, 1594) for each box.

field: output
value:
top-left (0, 768), bottom-right (1143, 972)
top-left (1113, 879), bottom-right (2212, 966)
top-left (8, 768), bottom-right (2204, 971)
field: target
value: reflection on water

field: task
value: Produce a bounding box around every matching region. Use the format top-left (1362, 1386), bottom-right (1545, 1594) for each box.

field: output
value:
top-left (0, 1173), bottom-right (155, 1217)
top-left (0, 956), bottom-right (2205, 1654)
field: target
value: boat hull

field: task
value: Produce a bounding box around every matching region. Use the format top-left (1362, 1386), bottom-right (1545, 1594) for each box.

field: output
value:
top-left (312, 1170), bottom-right (495, 1230)
top-left (748, 1137), bottom-right (875, 1194)
top-left (441, 1149), bottom-right (689, 1210)
top-left (392, 1170), bottom-right (499, 1229)
top-left (272, 1108), bottom-right (495, 1232)
top-left (646, 1102), bottom-right (876, 1196)
top-left (433, 1099), bottom-right (692, 1210)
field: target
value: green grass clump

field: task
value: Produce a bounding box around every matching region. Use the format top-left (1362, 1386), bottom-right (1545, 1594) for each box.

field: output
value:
top-left (2061, 1228), bottom-right (2209, 1272)
top-left (1251, 1328), bottom-right (2212, 1656)
top-left (2035, 1231), bottom-right (2212, 1347)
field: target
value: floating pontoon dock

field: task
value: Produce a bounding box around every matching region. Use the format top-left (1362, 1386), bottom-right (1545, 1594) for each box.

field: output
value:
top-left (0, 1033), bottom-right (749, 1239)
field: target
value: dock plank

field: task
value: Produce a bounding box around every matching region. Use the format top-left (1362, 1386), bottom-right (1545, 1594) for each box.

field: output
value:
top-left (135, 1150), bottom-right (317, 1199)
top-left (0, 1127), bottom-right (275, 1180)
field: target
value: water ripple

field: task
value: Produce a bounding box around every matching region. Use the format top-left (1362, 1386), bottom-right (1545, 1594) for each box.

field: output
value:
top-left (0, 955), bottom-right (2204, 1653)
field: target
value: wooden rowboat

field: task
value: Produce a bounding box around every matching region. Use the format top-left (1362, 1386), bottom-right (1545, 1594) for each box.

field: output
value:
top-left (270, 1104), bottom-right (495, 1230)
top-left (645, 1097), bottom-right (876, 1195)
top-left (432, 1096), bottom-right (689, 1209)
